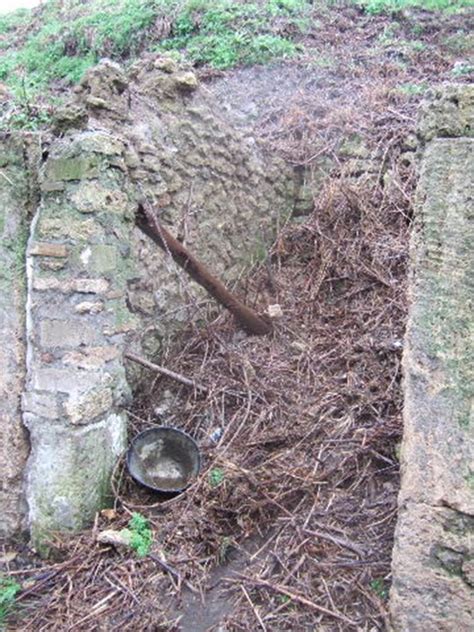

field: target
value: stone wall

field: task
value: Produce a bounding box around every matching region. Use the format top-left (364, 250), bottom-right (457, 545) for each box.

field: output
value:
top-left (0, 56), bottom-right (295, 540)
top-left (68, 57), bottom-right (294, 352)
top-left (390, 85), bottom-right (474, 630)
top-left (0, 134), bottom-right (39, 536)
top-left (22, 131), bottom-right (139, 541)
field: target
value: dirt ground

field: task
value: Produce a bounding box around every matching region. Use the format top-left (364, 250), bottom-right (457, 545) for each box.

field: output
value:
top-left (1, 4), bottom-right (473, 631)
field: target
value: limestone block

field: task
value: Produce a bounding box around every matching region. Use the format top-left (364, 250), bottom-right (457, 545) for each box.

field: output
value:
top-left (25, 413), bottom-right (127, 539)
top-left (69, 182), bottom-right (130, 215)
top-left (0, 133), bottom-right (38, 536)
top-left (22, 391), bottom-right (61, 420)
top-left (390, 89), bottom-right (474, 630)
top-left (391, 503), bottom-right (473, 631)
top-left (63, 346), bottom-right (120, 369)
top-left (32, 277), bottom-right (109, 294)
top-left (31, 367), bottom-right (102, 395)
top-left (23, 129), bottom-right (138, 541)
top-left (39, 319), bottom-right (99, 348)
top-left (64, 386), bottom-right (114, 425)
top-left (418, 84), bottom-right (474, 142)
top-left (76, 244), bottom-right (117, 275)
top-left (74, 301), bottom-right (104, 314)
top-left (29, 242), bottom-right (68, 257)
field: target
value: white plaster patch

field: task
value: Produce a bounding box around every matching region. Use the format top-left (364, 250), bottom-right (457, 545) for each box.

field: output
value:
top-left (80, 246), bottom-right (92, 266)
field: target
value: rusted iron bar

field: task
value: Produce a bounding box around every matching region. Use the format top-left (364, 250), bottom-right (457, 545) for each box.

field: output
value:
top-left (136, 201), bottom-right (272, 336)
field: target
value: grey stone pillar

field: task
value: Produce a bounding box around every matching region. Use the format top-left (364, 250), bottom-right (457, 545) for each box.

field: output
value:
top-left (0, 134), bottom-right (39, 536)
top-left (390, 86), bottom-right (474, 630)
top-left (22, 130), bottom-right (138, 543)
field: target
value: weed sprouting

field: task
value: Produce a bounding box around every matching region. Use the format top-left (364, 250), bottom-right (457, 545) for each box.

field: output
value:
top-left (0, 575), bottom-right (21, 627)
top-left (209, 467), bottom-right (225, 487)
top-left (128, 512), bottom-right (153, 558)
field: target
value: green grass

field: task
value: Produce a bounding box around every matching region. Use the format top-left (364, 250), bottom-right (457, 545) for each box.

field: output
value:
top-left (0, 0), bottom-right (471, 96)
top-left (159, 0), bottom-right (304, 69)
top-left (0, 0), bottom-right (308, 93)
top-left (0, 0), bottom-right (471, 130)
top-left (0, 8), bottom-right (30, 35)
top-left (0, 575), bottom-right (21, 628)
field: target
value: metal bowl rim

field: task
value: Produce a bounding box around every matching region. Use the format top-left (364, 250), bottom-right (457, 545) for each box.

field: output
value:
top-left (126, 425), bottom-right (201, 493)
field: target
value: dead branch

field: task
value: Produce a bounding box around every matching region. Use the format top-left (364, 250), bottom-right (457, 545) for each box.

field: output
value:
top-left (136, 200), bottom-right (272, 336)
top-left (124, 352), bottom-right (208, 393)
top-left (228, 574), bottom-right (358, 627)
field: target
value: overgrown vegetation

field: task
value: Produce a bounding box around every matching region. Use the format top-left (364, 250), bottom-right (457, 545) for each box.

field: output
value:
top-left (0, 0), bottom-right (471, 101)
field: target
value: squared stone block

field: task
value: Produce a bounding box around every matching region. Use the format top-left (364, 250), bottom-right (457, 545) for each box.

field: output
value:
top-left (39, 319), bottom-right (99, 348)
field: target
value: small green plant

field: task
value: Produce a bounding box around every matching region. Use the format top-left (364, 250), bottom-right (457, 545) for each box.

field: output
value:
top-left (127, 512), bottom-right (153, 558)
top-left (451, 62), bottom-right (473, 76)
top-left (0, 575), bottom-right (21, 627)
top-left (209, 467), bottom-right (225, 487)
top-left (370, 577), bottom-right (389, 600)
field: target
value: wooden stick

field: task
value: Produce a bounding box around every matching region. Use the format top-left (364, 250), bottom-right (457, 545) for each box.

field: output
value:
top-left (136, 201), bottom-right (272, 336)
top-left (125, 352), bottom-right (208, 393)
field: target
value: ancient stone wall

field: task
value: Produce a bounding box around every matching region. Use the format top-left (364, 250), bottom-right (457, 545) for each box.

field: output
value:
top-left (390, 85), bottom-right (474, 630)
top-left (0, 134), bottom-right (39, 536)
top-left (68, 58), bottom-right (294, 353)
top-left (22, 131), bottom-right (139, 541)
top-left (0, 56), bottom-right (295, 540)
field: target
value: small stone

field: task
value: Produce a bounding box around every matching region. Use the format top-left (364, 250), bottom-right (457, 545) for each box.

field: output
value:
top-left (63, 346), bottom-right (120, 369)
top-left (52, 103), bottom-right (88, 135)
top-left (71, 278), bottom-right (109, 294)
top-left (29, 242), bottom-right (68, 258)
top-left (75, 301), bottom-right (104, 314)
top-left (39, 259), bottom-right (67, 271)
top-left (97, 528), bottom-right (133, 549)
top-left (267, 304), bottom-right (283, 319)
top-left (174, 72), bottom-right (198, 92)
top-left (85, 96), bottom-right (109, 109)
top-left (100, 508), bottom-right (117, 520)
top-left (154, 56), bottom-right (178, 73)
top-left (33, 277), bottom-right (61, 291)
top-left (32, 277), bottom-right (108, 294)
top-left (64, 387), bottom-right (114, 424)
top-left (105, 289), bottom-right (124, 300)
top-left (103, 321), bottom-right (137, 335)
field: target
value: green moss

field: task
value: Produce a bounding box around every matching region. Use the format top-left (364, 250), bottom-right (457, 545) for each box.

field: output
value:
top-left (45, 155), bottom-right (100, 182)
top-left (128, 513), bottom-right (153, 557)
